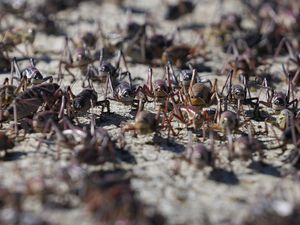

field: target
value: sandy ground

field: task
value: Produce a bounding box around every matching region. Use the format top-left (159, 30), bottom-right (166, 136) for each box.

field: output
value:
top-left (1, 0), bottom-right (300, 225)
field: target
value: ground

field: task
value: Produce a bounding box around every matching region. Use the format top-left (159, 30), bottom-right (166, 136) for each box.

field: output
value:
top-left (0, 1), bottom-right (300, 225)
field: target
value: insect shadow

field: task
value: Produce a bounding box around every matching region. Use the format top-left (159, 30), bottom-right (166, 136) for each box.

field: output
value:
top-left (116, 148), bottom-right (137, 164)
top-left (178, 23), bottom-right (205, 31)
top-left (248, 161), bottom-right (281, 177)
top-left (208, 168), bottom-right (239, 185)
top-left (152, 135), bottom-right (185, 153)
top-left (95, 112), bottom-right (132, 127)
top-left (1, 151), bottom-right (27, 161)
top-left (184, 63), bottom-right (212, 73)
top-left (84, 169), bottom-right (129, 190)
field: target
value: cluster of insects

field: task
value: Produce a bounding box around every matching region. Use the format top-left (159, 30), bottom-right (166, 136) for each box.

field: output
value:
top-left (1, 0), bottom-right (300, 224)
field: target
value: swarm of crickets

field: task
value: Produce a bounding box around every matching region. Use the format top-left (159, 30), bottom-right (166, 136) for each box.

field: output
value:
top-left (0, 0), bottom-right (300, 225)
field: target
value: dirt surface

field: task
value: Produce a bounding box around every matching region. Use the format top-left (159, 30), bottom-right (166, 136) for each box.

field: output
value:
top-left (1, 0), bottom-right (300, 225)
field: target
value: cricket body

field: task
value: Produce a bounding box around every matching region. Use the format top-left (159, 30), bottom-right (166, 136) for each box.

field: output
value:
top-left (170, 100), bottom-right (216, 131)
top-left (219, 110), bottom-right (239, 132)
top-left (276, 109), bottom-right (294, 130)
top-left (162, 44), bottom-right (195, 68)
top-left (3, 83), bottom-right (61, 120)
top-left (263, 89), bottom-right (298, 112)
top-left (179, 105), bottom-right (204, 129)
top-left (153, 79), bottom-right (170, 104)
top-left (271, 91), bottom-right (288, 111)
top-left (97, 61), bottom-right (118, 82)
top-left (231, 84), bottom-right (246, 101)
top-left (12, 58), bottom-right (53, 85)
top-left (179, 69), bottom-right (193, 89)
top-left (0, 132), bottom-right (15, 156)
top-left (59, 36), bottom-right (94, 82)
top-left (75, 127), bottom-right (116, 165)
top-left (0, 83), bottom-right (17, 108)
top-left (123, 110), bottom-right (159, 135)
top-left (184, 130), bottom-right (215, 168)
top-left (186, 69), bottom-right (214, 108)
top-left (233, 136), bottom-right (265, 161)
top-left (73, 89), bottom-right (98, 113)
top-left (0, 28), bottom-right (36, 53)
top-left (90, 49), bottom-right (126, 84)
top-left (188, 82), bottom-right (212, 107)
top-left (223, 58), bottom-right (252, 83)
top-left (133, 110), bottom-right (158, 134)
top-left (142, 67), bottom-right (173, 105)
top-left (187, 143), bottom-right (214, 168)
top-left (221, 69), bottom-right (259, 113)
top-left (113, 81), bottom-right (136, 105)
top-left (98, 49), bottom-right (126, 80)
top-left (105, 71), bottom-right (142, 109)
top-left (67, 87), bottom-right (110, 115)
top-left (259, 66), bottom-right (298, 112)
top-left (32, 111), bottom-right (59, 133)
